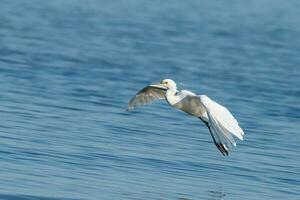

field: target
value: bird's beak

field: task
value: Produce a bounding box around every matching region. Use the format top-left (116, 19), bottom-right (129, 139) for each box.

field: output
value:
top-left (150, 83), bottom-right (162, 87)
top-left (150, 83), bottom-right (168, 89)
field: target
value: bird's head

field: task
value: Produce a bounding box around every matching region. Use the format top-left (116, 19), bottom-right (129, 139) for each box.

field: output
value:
top-left (160, 79), bottom-right (177, 90)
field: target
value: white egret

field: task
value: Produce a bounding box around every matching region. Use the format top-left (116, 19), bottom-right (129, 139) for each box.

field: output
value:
top-left (127, 79), bottom-right (244, 156)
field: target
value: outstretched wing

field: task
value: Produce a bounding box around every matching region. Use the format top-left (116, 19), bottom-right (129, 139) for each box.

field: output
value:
top-left (199, 95), bottom-right (244, 156)
top-left (127, 85), bottom-right (167, 111)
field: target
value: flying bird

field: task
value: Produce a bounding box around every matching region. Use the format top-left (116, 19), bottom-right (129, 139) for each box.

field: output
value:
top-left (127, 79), bottom-right (244, 156)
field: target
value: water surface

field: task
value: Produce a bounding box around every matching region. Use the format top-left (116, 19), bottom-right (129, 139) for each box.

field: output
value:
top-left (0, 1), bottom-right (300, 199)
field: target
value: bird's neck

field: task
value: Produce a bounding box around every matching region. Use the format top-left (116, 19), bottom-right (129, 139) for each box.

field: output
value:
top-left (165, 87), bottom-right (179, 106)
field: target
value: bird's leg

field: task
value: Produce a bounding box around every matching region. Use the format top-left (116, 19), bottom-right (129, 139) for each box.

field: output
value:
top-left (199, 118), bottom-right (228, 156)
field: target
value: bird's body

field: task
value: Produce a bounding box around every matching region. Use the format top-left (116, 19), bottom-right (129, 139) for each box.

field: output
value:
top-left (127, 79), bottom-right (244, 156)
top-left (171, 91), bottom-right (207, 118)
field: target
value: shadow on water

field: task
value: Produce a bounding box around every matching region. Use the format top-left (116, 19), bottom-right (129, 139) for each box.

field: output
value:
top-left (208, 189), bottom-right (226, 200)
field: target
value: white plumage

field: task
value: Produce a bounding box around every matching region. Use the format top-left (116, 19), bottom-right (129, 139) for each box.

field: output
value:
top-left (127, 79), bottom-right (244, 156)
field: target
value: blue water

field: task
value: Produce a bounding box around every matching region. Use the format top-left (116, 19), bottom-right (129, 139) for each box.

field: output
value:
top-left (0, 1), bottom-right (300, 199)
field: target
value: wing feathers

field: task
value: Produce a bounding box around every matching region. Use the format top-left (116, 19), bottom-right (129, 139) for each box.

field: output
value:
top-left (127, 85), bottom-right (167, 111)
top-left (199, 95), bottom-right (244, 155)
top-left (203, 96), bottom-right (244, 139)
